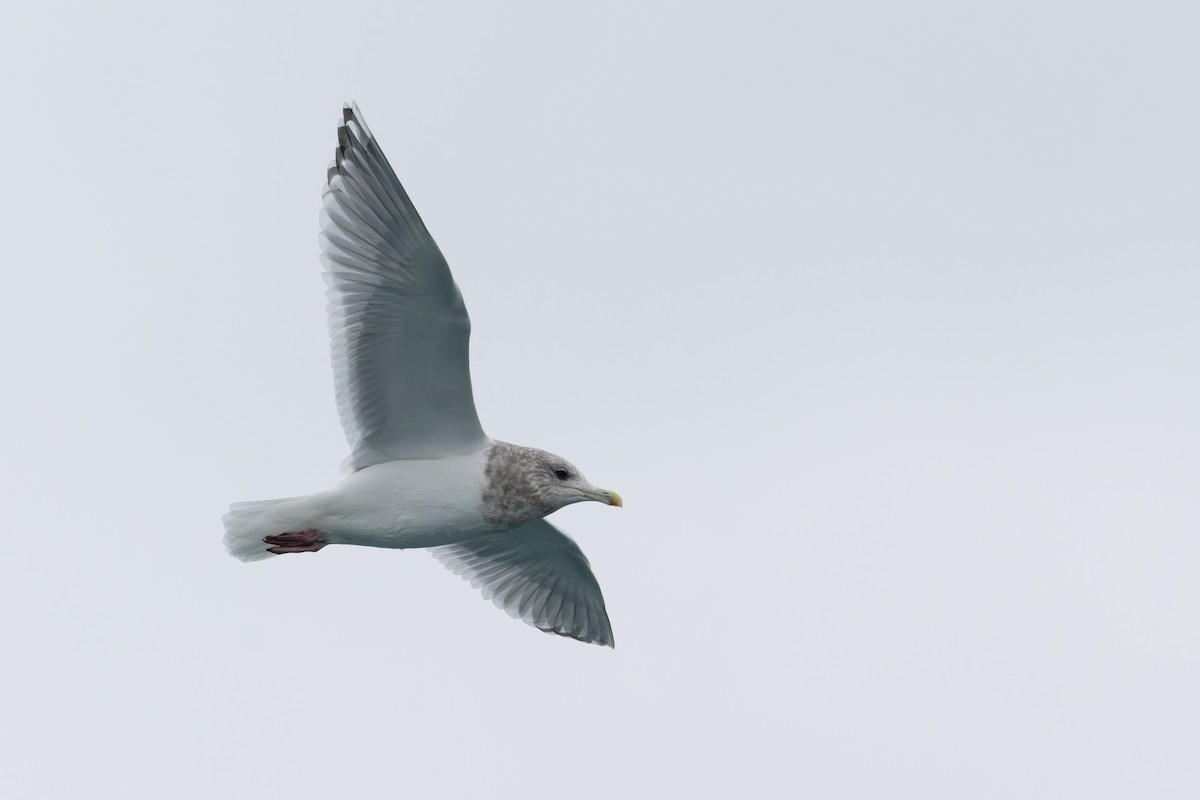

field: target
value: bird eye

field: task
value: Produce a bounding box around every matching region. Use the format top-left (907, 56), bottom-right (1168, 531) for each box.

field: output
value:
top-left (554, 469), bottom-right (570, 480)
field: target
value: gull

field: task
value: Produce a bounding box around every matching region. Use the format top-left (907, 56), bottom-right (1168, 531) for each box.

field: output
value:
top-left (223, 103), bottom-right (621, 647)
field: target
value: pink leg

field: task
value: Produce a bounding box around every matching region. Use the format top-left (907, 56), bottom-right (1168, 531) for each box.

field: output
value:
top-left (263, 529), bottom-right (328, 555)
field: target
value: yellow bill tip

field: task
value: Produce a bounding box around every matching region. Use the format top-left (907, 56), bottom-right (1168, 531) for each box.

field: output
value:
top-left (608, 490), bottom-right (623, 508)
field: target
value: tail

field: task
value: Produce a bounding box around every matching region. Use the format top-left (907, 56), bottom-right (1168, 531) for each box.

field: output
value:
top-left (222, 496), bottom-right (307, 562)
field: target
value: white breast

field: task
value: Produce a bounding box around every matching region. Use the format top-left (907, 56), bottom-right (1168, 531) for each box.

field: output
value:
top-left (310, 449), bottom-right (494, 549)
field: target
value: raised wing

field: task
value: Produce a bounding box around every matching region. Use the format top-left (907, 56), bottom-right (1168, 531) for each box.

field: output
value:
top-left (431, 519), bottom-right (615, 647)
top-left (321, 103), bottom-right (487, 469)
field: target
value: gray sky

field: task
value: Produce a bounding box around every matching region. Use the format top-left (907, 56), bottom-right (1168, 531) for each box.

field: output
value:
top-left (2, 1), bottom-right (1198, 797)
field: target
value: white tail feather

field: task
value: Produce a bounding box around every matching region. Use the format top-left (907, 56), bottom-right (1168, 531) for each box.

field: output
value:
top-left (222, 497), bottom-right (308, 562)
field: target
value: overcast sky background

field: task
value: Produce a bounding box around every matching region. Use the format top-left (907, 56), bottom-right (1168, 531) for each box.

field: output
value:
top-left (2, 2), bottom-right (1198, 797)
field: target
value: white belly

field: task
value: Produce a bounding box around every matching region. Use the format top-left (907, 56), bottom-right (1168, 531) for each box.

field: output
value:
top-left (310, 451), bottom-right (494, 549)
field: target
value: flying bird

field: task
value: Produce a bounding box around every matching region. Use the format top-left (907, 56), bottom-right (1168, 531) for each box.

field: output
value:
top-left (223, 103), bottom-right (621, 647)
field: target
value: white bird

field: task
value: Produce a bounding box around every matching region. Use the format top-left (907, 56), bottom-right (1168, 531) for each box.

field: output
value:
top-left (223, 103), bottom-right (622, 647)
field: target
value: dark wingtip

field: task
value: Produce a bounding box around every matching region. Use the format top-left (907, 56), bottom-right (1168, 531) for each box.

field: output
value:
top-left (542, 624), bottom-right (614, 648)
top-left (327, 115), bottom-right (353, 185)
